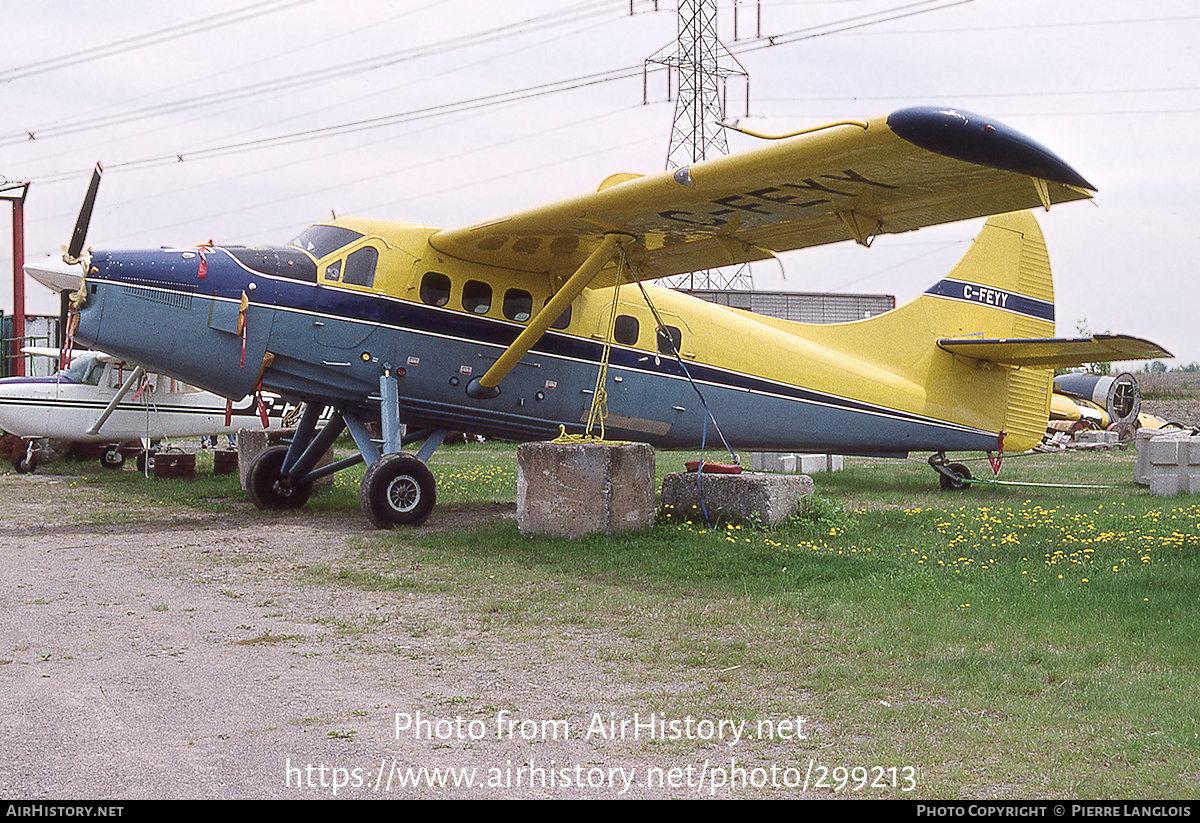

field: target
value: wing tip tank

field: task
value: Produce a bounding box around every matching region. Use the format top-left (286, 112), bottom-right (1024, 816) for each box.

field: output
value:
top-left (887, 106), bottom-right (1096, 191)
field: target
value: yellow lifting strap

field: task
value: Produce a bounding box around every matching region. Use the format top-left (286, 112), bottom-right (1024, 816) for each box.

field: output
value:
top-left (552, 243), bottom-right (633, 445)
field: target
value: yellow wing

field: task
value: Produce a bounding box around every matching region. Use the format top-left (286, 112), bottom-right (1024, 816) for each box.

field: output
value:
top-left (429, 107), bottom-right (1094, 284)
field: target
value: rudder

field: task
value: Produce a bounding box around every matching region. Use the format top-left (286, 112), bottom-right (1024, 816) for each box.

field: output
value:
top-left (918, 211), bottom-right (1056, 452)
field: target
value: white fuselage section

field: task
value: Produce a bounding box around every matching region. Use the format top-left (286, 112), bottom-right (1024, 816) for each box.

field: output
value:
top-left (0, 352), bottom-right (288, 442)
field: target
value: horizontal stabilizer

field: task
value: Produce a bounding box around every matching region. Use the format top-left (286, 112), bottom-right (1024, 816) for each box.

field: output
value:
top-left (938, 335), bottom-right (1172, 367)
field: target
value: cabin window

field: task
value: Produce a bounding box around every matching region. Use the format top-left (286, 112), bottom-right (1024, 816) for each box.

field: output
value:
top-left (463, 280), bottom-right (492, 315)
top-left (614, 314), bottom-right (639, 346)
top-left (657, 325), bottom-right (682, 355)
top-left (420, 272), bottom-right (451, 306)
top-left (546, 297), bottom-right (571, 330)
top-left (503, 288), bottom-right (533, 322)
top-left (323, 260), bottom-right (342, 282)
top-left (343, 246), bottom-right (378, 287)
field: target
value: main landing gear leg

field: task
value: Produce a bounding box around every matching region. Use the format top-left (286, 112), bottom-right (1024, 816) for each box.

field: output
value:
top-left (929, 452), bottom-right (973, 491)
top-left (13, 439), bottom-right (38, 474)
top-left (357, 370), bottom-right (447, 529)
top-left (242, 378), bottom-right (450, 528)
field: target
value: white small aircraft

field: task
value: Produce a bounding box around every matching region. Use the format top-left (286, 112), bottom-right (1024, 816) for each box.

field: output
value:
top-left (0, 346), bottom-right (294, 472)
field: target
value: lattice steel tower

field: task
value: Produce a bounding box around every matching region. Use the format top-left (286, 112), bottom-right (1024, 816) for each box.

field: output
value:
top-left (646, 0), bottom-right (752, 290)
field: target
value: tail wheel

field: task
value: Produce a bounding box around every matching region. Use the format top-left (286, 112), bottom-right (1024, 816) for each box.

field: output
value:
top-left (246, 444), bottom-right (313, 510)
top-left (360, 453), bottom-right (436, 528)
top-left (13, 456), bottom-right (37, 474)
top-left (100, 449), bottom-right (125, 469)
top-left (938, 462), bottom-right (973, 491)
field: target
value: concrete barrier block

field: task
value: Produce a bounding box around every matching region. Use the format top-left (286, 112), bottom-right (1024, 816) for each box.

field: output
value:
top-left (1135, 428), bottom-right (1160, 486)
top-left (1138, 430), bottom-right (1200, 496)
top-left (798, 453), bottom-right (844, 474)
top-left (1147, 436), bottom-right (1183, 465)
top-left (516, 441), bottom-right (656, 537)
top-left (751, 452), bottom-right (843, 474)
top-left (661, 471), bottom-right (814, 527)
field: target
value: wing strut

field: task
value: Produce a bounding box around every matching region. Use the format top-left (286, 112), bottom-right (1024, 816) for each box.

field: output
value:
top-left (466, 232), bottom-right (633, 399)
top-left (85, 365), bottom-right (145, 436)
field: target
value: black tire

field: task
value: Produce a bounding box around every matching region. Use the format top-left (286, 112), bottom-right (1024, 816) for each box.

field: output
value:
top-left (136, 450), bottom-right (154, 473)
top-left (100, 449), bottom-right (125, 469)
top-left (13, 456), bottom-right (36, 474)
top-left (938, 462), bottom-right (972, 491)
top-left (246, 445), bottom-right (313, 510)
top-left (359, 453), bottom-right (436, 528)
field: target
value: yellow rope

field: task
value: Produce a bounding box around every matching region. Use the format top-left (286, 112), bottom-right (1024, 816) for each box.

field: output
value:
top-left (551, 246), bottom-right (628, 445)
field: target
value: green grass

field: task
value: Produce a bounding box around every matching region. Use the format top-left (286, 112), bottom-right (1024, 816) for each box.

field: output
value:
top-left (25, 441), bottom-right (1200, 797)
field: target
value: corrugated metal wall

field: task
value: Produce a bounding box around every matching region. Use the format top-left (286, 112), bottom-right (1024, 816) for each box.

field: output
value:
top-left (681, 290), bottom-right (895, 324)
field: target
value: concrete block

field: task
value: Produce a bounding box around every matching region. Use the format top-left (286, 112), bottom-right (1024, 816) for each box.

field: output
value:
top-left (1137, 429), bottom-right (1200, 495)
top-left (798, 453), bottom-right (844, 474)
top-left (516, 441), bottom-right (656, 537)
top-left (1077, 429), bottom-right (1120, 447)
top-left (661, 471), bottom-right (814, 527)
top-left (750, 452), bottom-right (843, 474)
top-left (1135, 428), bottom-right (1158, 485)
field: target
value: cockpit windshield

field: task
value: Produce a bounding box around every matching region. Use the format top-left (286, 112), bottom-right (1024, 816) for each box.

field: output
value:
top-left (288, 225), bottom-right (365, 259)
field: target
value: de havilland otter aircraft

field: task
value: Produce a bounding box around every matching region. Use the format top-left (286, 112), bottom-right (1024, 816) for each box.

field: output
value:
top-left (38, 107), bottom-right (1169, 527)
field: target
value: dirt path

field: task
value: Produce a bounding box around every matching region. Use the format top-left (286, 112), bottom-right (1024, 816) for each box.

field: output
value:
top-left (0, 473), bottom-right (730, 799)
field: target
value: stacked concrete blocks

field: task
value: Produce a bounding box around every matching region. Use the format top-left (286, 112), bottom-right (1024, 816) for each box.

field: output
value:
top-left (516, 441), bottom-right (657, 537)
top-left (751, 452), bottom-right (844, 474)
top-left (1135, 428), bottom-right (1200, 496)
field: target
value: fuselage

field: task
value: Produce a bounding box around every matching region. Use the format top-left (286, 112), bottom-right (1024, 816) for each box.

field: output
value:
top-left (72, 217), bottom-right (1005, 457)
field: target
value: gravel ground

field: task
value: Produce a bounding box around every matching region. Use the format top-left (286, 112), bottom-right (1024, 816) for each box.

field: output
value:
top-left (0, 473), bottom-right (739, 800)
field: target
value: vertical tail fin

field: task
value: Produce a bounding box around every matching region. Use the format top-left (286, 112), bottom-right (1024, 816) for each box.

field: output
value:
top-left (918, 210), bottom-right (1055, 451)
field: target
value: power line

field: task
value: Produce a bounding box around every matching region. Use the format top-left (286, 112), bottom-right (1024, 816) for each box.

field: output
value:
top-left (0, 0), bottom-right (622, 146)
top-left (27, 0), bottom-right (973, 183)
top-left (0, 0), bottom-right (317, 83)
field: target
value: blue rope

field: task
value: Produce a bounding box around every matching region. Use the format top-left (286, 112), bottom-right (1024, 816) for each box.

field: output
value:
top-left (633, 279), bottom-right (737, 526)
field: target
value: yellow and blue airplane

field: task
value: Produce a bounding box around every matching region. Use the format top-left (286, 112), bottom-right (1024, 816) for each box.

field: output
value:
top-left (35, 107), bottom-right (1169, 526)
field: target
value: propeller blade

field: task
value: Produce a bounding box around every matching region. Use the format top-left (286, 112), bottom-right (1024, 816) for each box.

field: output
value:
top-left (65, 162), bottom-right (103, 264)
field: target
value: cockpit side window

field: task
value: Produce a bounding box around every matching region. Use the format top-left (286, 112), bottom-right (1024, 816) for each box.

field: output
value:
top-left (657, 325), bottom-right (682, 355)
top-left (547, 297), bottom-right (571, 330)
top-left (288, 225), bottom-right (365, 259)
top-left (342, 246), bottom-right (378, 288)
top-left (614, 314), bottom-right (639, 346)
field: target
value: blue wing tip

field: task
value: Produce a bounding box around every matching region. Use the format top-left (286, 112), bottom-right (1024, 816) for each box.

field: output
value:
top-left (887, 106), bottom-right (1095, 191)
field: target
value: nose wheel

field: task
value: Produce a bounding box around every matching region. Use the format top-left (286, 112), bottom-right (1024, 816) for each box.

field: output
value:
top-left (246, 444), bottom-right (314, 510)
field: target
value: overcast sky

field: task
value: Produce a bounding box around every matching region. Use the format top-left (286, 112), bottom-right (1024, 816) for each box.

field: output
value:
top-left (3, 0), bottom-right (1197, 364)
